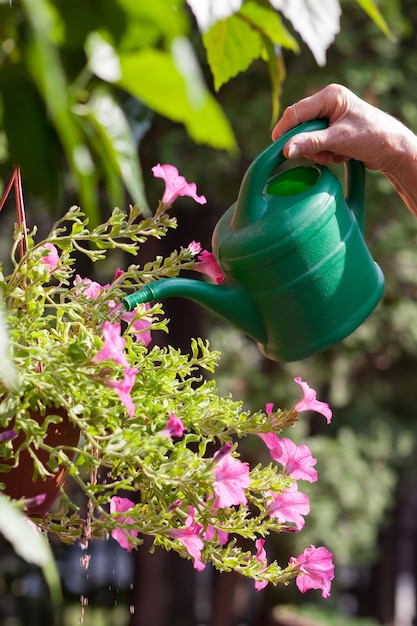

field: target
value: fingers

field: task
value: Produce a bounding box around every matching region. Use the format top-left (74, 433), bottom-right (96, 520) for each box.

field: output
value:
top-left (283, 129), bottom-right (335, 159)
top-left (272, 83), bottom-right (352, 141)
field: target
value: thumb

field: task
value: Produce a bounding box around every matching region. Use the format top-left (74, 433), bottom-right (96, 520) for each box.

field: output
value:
top-left (284, 129), bottom-right (333, 159)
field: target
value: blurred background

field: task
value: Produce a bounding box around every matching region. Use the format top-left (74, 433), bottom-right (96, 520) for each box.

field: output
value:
top-left (1, 0), bottom-right (417, 624)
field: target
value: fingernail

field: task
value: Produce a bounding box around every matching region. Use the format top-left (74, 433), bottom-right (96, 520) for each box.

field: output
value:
top-left (286, 144), bottom-right (299, 159)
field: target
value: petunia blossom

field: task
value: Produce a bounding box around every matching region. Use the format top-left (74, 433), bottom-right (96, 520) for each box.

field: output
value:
top-left (110, 496), bottom-right (139, 552)
top-left (92, 321), bottom-right (128, 368)
top-left (170, 506), bottom-right (205, 571)
top-left (203, 523), bottom-right (229, 546)
top-left (193, 250), bottom-right (225, 284)
top-left (106, 366), bottom-right (138, 417)
top-left (270, 437), bottom-right (318, 483)
top-left (152, 163), bottom-right (207, 207)
top-left (258, 431), bottom-right (282, 455)
top-left (294, 377), bottom-right (332, 424)
top-left (41, 243), bottom-right (59, 271)
top-left (74, 275), bottom-right (110, 298)
top-left (266, 483), bottom-right (310, 531)
top-left (188, 240), bottom-right (202, 256)
top-left (160, 413), bottom-right (185, 439)
top-left (120, 304), bottom-right (153, 347)
top-left (290, 545), bottom-right (335, 598)
top-left (254, 538), bottom-right (268, 591)
top-left (212, 444), bottom-right (251, 508)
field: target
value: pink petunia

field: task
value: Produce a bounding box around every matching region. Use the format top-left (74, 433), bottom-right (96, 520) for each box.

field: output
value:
top-left (170, 506), bottom-right (205, 571)
top-left (270, 438), bottom-right (318, 483)
top-left (106, 366), bottom-right (138, 417)
top-left (290, 545), bottom-right (335, 598)
top-left (203, 523), bottom-right (229, 546)
top-left (258, 432), bottom-right (282, 455)
top-left (41, 243), bottom-right (59, 271)
top-left (265, 402), bottom-right (274, 415)
top-left (254, 538), bottom-right (268, 591)
top-left (110, 496), bottom-right (138, 551)
top-left (212, 445), bottom-right (251, 509)
top-left (92, 321), bottom-right (128, 368)
top-left (294, 377), bottom-right (332, 424)
top-left (193, 250), bottom-right (225, 284)
top-left (188, 240), bottom-right (202, 256)
top-left (73, 275), bottom-right (110, 298)
top-left (266, 483), bottom-right (310, 531)
top-left (152, 163), bottom-right (207, 207)
top-left (160, 413), bottom-right (185, 439)
top-left (120, 304), bottom-right (153, 347)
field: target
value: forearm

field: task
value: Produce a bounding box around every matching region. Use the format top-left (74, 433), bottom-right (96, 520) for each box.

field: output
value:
top-left (381, 131), bottom-right (417, 219)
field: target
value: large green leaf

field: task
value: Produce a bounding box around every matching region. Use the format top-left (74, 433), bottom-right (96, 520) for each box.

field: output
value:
top-left (203, 15), bottom-right (264, 92)
top-left (203, 2), bottom-right (298, 93)
top-left (81, 86), bottom-right (149, 213)
top-left (354, 0), bottom-right (395, 41)
top-left (21, 0), bottom-right (99, 225)
top-left (0, 494), bottom-right (62, 605)
top-left (116, 46), bottom-right (236, 151)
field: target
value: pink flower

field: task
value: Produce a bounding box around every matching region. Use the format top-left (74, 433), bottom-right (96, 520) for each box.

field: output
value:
top-left (92, 321), bottom-right (128, 368)
top-left (188, 240), bottom-right (202, 255)
top-left (265, 403), bottom-right (274, 415)
top-left (106, 366), bottom-right (138, 417)
top-left (193, 250), bottom-right (224, 284)
top-left (294, 377), bottom-right (332, 424)
top-left (160, 413), bottom-right (185, 438)
top-left (212, 444), bottom-right (251, 508)
top-left (290, 545), bottom-right (335, 598)
top-left (120, 304), bottom-right (152, 347)
top-left (170, 507), bottom-right (205, 571)
top-left (270, 438), bottom-right (318, 483)
top-left (254, 539), bottom-right (268, 591)
top-left (41, 243), bottom-right (59, 271)
top-left (266, 483), bottom-right (310, 530)
top-left (203, 523), bottom-right (229, 546)
top-left (74, 275), bottom-right (110, 298)
top-left (110, 496), bottom-right (138, 551)
top-left (152, 163), bottom-right (207, 207)
top-left (258, 432), bottom-right (282, 455)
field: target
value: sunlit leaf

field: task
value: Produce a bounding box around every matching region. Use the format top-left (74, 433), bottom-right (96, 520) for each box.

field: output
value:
top-left (271, 0), bottom-right (341, 66)
top-left (85, 32), bottom-right (122, 82)
top-left (186, 0), bottom-right (242, 32)
top-left (0, 494), bottom-right (62, 604)
top-left (81, 86), bottom-right (149, 213)
top-left (20, 0), bottom-right (99, 225)
top-left (117, 48), bottom-right (236, 151)
top-left (203, 15), bottom-right (263, 92)
top-left (354, 0), bottom-right (396, 41)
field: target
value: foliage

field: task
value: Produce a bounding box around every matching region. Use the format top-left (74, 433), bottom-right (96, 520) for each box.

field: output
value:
top-left (0, 0), bottom-right (391, 225)
top-left (0, 194), bottom-right (333, 596)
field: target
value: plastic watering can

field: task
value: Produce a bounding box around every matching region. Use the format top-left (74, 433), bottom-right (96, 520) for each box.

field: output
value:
top-left (123, 120), bottom-right (384, 362)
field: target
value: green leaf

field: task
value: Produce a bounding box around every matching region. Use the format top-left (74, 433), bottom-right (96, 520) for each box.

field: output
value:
top-left (81, 85), bottom-right (149, 213)
top-left (203, 15), bottom-right (263, 92)
top-left (117, 47), bottom-right (236, 151)
top-left (239, 2), bottom-right (299, 52)
top-left (20, 0), bottom-right (99, 225)
top-left (0, 494), bottom-right (62, 605)
top-left (354, 0), bottom-right (396, 41)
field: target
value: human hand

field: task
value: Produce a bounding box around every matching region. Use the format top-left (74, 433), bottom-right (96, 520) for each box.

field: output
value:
top-left (271, 83), bottom-right (416, 176)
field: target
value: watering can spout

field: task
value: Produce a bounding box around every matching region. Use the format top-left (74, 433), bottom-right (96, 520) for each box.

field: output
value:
top-left (123, 278), bottom-right (268, 347)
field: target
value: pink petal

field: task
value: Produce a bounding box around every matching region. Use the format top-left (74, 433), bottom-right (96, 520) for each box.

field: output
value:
top-left (294, 377), bottom-right (332, 424)
top-left (193, 250), bottom-right (224, 284)
top-left (267, 484), bottom-right (310, 530)
top-left (212, 448), bottom-right (251, 508)
top-left (270, 438), bottom-right (318, 483)
top-left (41, 243), bottom-right (59, 271)
top-left (92, 321), bottom-right (128, 367)
top-left (152, 163), bottom-right (207, 206)
top-left (290, 545), bottom-right (335, 598)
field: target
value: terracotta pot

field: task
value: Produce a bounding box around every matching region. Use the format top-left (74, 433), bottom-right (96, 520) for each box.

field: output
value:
top-left (0, 407), bottom-right (80, 517)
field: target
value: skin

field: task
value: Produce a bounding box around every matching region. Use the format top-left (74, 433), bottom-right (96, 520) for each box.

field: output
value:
top-left (271, 83), bottom-right (417, 218)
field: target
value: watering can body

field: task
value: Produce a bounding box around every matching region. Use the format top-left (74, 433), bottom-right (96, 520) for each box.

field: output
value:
top-left (124, 120), bottom-right (384, 362)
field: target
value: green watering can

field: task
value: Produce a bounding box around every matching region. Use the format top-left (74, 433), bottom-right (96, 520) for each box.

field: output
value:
top-left (123, 120), bottom-right (384, 362)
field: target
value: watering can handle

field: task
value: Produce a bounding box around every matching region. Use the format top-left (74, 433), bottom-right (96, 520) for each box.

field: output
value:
top-left (232, 119), bottom-right (366, 233)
